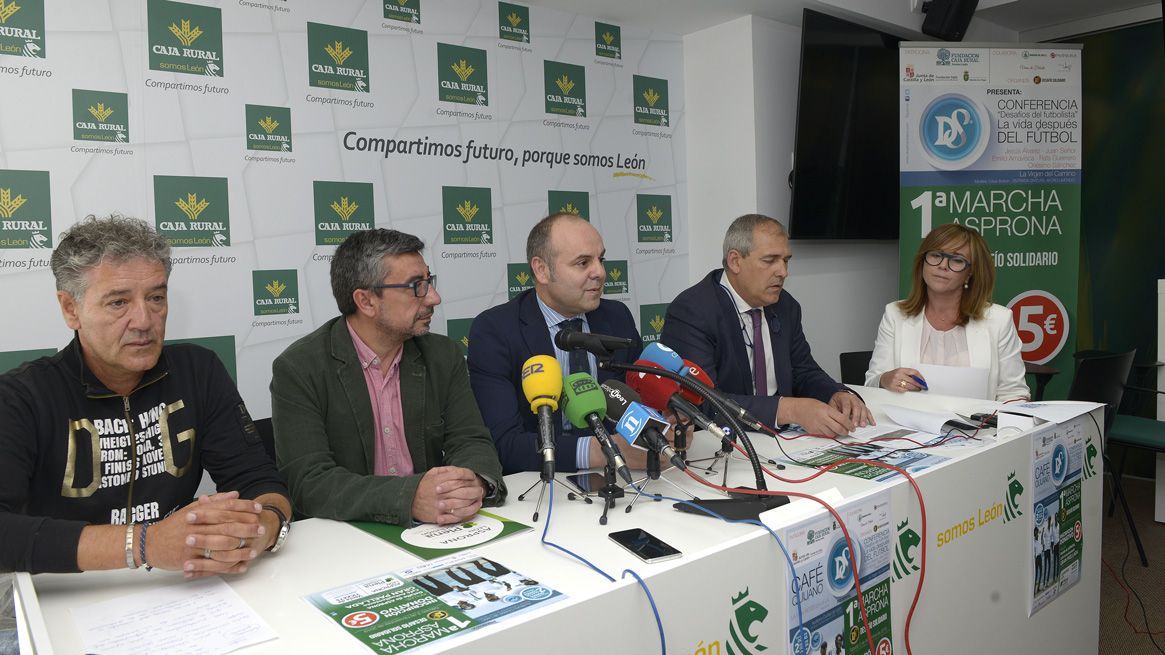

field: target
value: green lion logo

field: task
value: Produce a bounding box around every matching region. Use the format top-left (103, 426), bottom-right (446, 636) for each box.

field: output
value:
top-left (727, 588), bottom-right (768, 655)
top-left (1004, 471), bottom-right (1024, 523)
top-left (893, 518), bottom-right (921, 580)
top-left (1082, 438), bottom-right (1098, 480)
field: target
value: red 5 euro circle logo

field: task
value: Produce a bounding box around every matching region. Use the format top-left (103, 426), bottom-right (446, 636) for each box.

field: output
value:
top-left (1007, 290), bottom-right (1070, 365)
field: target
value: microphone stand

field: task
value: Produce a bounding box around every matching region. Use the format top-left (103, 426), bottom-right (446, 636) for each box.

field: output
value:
top-left (593, 461), bottom-right (624, 525)
top-left (626, 442), bottom-right (697, 513)
top-left (516, 417), bottom-right (593, 521)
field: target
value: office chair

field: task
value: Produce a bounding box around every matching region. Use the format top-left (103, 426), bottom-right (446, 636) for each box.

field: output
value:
top-left (839, 350), bottom-right (873, 386)
top-left (1104, 380), bottom-right (1165, 566)
top-left (1067, 350), bottom-right (1147, 566)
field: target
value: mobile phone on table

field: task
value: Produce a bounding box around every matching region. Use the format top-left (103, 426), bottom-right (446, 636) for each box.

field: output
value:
top-left (608, 528), bottom-right (682, 563)
top-left (564, 472), bottom-right (608, 494)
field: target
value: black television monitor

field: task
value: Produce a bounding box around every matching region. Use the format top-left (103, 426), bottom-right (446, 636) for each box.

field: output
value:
top-left (788, 9), bottom-right (903, 240)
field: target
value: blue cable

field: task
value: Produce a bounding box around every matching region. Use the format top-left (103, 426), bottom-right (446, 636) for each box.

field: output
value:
top-left (627, 483), bottom-right (806, 654)
top-left (539, 479), bottom-right (667, 654)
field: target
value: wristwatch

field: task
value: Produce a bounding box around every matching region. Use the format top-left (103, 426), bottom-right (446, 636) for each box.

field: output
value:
top-left (262, 504), bottom-right (290, 553)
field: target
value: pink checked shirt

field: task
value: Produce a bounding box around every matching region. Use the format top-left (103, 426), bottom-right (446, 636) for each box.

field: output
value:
top-left (346, 320), bottom-right (414, 477)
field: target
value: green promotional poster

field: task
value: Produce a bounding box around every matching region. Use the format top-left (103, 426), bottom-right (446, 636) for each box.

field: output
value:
top-left (900, 46), bottom-right (1082, 399)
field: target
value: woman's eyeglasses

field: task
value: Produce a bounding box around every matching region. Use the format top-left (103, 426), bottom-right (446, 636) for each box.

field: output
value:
top-left (924, 251), bottom-right (969, 272)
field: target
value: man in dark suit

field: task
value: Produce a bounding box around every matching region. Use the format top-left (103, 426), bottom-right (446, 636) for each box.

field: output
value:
top-left (468, 213), bottom-right (644, 474)
top-left (660, 214), bottom-right (872, 436)
top-left (271, 229), bottom-right (505, 526)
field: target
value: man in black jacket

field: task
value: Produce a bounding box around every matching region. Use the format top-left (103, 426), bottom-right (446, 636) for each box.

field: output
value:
top-left (0, 216), bottom-right (291, 575)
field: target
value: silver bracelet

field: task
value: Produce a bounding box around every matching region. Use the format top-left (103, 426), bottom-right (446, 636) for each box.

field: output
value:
top-left (124, 522), bottom-right (138, 569)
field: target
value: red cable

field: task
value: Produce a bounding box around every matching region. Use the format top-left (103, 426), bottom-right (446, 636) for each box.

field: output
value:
top-left (1101, 557), bottom-right (1165, 636)
top-left (689, 429), bottom-right (930, 655)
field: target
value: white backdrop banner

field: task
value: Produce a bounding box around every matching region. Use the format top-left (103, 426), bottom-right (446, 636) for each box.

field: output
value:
top-left (0, 0), bottom-right (688, 417)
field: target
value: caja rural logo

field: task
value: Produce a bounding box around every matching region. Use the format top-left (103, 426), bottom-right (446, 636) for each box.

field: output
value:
top-left (384, 0), bottom-right (420, 24)
top-left (507, 263), bottom-right (534, 299)
top-left (438, 43), bottom-right (487, 106)
top-left (148, 0), bottom-right (223, 76)
top-left (0, 0), bottom-right (45, 59)
top-left (252, 270), bottom-right (299, 316)
top-left (0, 169), bottom-right (51, 249)
top-left (153, 176), bottom-right (229, 247)
top-left (544, 60), bottom-right (586, 117)
top-left (637, 194), bottom-right (672, 243)
top-left (919, 93), bottom-right (989, 170)
top-left (594, 22), bottom-right (620, 59)
top-left (245, 105), bottom-right (292, 152)
top-left (72, 90), bottom-right (129, 143)
top-left (314, 181), bottom-right (373, 246)
top-left (442, 186), bottom-right (492, 245)
top-left (308, 22), bottom-right (369, 92)
top-left (639, 304), bottom-right (668, 344)
top-left (633, 75), bottom-right (669, 127)
top-left (548, 190), bottom-right (589, 221)
top-left (498, 2), bottom-right (529, 43)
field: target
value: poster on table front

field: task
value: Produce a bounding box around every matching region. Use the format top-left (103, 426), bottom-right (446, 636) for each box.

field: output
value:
top-left (899, 44), bottom-right (1082, 400)
top-left (1028, 419), bottom-right (1085, 615)
top-left (783, 489), bottom-right (893, 655)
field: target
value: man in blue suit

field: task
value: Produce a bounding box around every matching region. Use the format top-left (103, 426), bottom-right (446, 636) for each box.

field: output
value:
top-left (660, 214), bottom-right (872, 437)
top-left (468, 213), bottom-right (644, 474)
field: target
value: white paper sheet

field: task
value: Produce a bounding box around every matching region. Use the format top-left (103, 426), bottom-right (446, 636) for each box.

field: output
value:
top-left (913, 363), bottom-right (991, 399)
top-left (71, 577), bottom-right (276, 655)
top-left (995, 400), bottom-right (1104, 424)
top-left (881, 404), bottom-right (966, 434)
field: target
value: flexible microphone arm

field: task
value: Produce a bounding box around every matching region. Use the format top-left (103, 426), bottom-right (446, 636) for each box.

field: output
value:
top-left (599, 359), bottom-right (766, 491)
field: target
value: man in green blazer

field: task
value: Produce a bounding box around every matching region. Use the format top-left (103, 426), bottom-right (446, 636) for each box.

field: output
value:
top-left (271, 229), bottom-right (505, 526)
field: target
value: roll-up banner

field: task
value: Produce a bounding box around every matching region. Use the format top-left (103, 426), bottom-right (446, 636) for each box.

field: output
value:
top-left (900, 44), bottom-right (1082, 399)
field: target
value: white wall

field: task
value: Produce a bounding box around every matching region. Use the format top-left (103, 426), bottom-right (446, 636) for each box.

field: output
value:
top-left (683, 14), bottom-right (901, 378)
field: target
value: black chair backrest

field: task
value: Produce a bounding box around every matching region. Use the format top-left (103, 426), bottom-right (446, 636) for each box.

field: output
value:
top-left (1066, 350), bottom-right (1136, 435)
top-left (839, 350), bottom-right (873, 386)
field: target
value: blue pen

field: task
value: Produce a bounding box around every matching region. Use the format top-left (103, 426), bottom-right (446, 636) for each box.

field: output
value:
top-left (910, 374), bottom-right (928, 390)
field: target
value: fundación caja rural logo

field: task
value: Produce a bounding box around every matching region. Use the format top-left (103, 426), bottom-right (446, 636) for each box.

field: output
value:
top-left (153, 176), bottom-right (230, 248)
top-left (245, 104), bottom-right (292, 152)
top-left (307, 22), bottom-right (369, 93)
top-left (594, 22), bottom-right (620, 60)
top-left (314, 181), bottom-right (373, 246)
top-left (498, 2), bottom-right (529, 43)
top-left (506, 263), bottom-right (534, 299)
top-left (437, 43), bottom-right (488, 106)
top-left (639, 303), bottom-right (668, 344)
top-left (442, 186), bottom-right (493, 245)
top-left (72, 89), bottom-right (129, 143)
top-left (636, 194), bottom-right (672, 243)
top-left (544, 60), bottom-right (586, 117)
top-left (0, 169), bottom-right (51, 250)
top-left (633, 75), bottom-right (669, 127)
top-left (252, 270), bottom-right (299, 316)
top-left (147, 0), bottom-right (223, 76)
top-left (0, 0), bottom-right (45, 59)
top-left (548, 190), bottom-right (589, 221)
top-left (384, 0), bottom-right (420, 24)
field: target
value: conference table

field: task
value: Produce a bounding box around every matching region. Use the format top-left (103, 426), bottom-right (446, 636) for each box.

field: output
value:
top-left (15, 388), bottom-right (1103, 655)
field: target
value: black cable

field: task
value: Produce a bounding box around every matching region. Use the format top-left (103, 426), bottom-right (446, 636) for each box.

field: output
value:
top-left (1094, 409), bottom-right (1165, 654)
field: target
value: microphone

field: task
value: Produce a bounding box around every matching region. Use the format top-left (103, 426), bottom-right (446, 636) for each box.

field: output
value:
top-left (601, 381), bottom-right (685, 470)
top-left (554, 328), bottom-right (635, 358)
top-left (625, 360), bottom-right (679, 411)
top-left (521, 355), bottom-right (562, 480)
top-left (561, 373), bottom-right (633, 484)
top-left (630, 364), bottom-right (730, 441)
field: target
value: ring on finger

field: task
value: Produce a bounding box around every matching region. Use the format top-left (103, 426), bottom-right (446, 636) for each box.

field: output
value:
top-left (899, 380), bottom-right (907, 388)
top-left (203, 547), bottom-right (213, 559)
top-left (238, 537), bottom-right (247, 550)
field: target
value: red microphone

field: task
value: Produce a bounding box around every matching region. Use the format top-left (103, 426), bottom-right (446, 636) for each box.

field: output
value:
top-left (679, 359), bottom-right (716, 405)
top-left (625, 360), bottom-right (679, 412)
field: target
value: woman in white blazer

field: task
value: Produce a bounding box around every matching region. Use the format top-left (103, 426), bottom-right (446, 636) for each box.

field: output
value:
top-left (865, 224), bottom-right (1029, 401)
